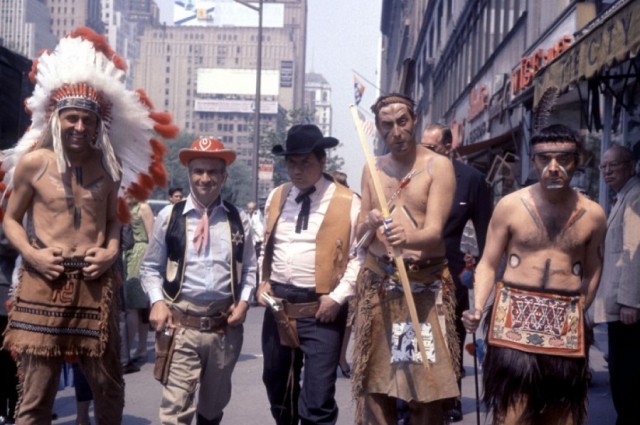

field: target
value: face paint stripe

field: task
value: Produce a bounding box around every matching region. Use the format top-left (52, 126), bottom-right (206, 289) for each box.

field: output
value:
top-left (563, 208), bottom-right (587, 232)
top-left (520, 197), bottom-right (544, 231)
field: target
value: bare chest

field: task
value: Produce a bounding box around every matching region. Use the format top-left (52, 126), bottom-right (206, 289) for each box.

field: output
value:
top-left (513, 198), bottom-right (591, 251)
top-left (33, 164), bottom-right (111, 221)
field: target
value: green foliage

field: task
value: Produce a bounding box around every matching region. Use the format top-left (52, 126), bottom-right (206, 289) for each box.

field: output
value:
top-left (326, 148), bottom-right (346, 173)
top-left (224, 160), bottom-right (253, 205)
top-left (150, 133), bottom-right (192, 200)
top-left (261, 106), bottom-right (345, 187)
top-left (151, 107), bottom-right (346, 204)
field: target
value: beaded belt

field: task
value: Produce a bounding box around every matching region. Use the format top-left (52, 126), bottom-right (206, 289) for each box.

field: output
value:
top-left (24, 257), bottom-right (90, 277)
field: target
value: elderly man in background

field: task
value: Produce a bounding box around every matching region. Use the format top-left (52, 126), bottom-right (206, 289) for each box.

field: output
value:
top-left (421, 123), bottom-right (492, 422)
top-left (168, 187), bottom-right (184, 205)
top-left (591, 144), bottom-right (640, 425)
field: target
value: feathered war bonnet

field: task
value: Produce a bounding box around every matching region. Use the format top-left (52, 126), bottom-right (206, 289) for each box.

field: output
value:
top-left (0, 27), bottom-right (179, 222)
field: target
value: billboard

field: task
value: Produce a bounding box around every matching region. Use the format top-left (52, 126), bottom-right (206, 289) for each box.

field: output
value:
top-left (197, 68), bottom-right (280, 96)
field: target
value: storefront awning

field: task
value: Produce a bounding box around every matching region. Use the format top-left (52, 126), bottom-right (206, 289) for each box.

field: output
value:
top-left (456, 130), bottom-right (516, 157)
top-left (534, 0), bottom-right (640, 106)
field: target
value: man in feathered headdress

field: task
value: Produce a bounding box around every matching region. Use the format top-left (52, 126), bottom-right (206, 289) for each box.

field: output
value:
top-left (0, 27), bottom-right (177, 425)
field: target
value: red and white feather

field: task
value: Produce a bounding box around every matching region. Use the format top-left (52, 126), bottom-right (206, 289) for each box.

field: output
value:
top-left (0, 27), bottom-right (179, 222)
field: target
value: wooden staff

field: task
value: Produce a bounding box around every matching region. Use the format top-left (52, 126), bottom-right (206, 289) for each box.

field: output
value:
top-left (349, 105), bottom-right (429, 369)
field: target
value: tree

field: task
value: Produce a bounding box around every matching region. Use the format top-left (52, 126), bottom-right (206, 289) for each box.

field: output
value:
top-left (261, 106), bottom-right (346, 187)
top-left (150, 106), bottom-right (346, 204)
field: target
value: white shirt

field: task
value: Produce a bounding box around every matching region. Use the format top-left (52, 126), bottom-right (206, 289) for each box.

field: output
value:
top-left (248, 209), bottom-right (265, 243)
top-left (265, 176), bottom-right (361, 305)
top-left (141, 196), bottom-right (257, 305)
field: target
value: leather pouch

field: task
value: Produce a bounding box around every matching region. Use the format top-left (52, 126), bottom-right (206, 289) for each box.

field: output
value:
top-left (262, 293), bottom-right (300, 348)
top-left (273, 308), bottom-right (300, 348)
top-left (153, 327), bottom-right (176, 385)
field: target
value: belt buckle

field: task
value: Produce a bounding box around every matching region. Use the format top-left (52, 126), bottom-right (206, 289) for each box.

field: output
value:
top-left (199, 317), bottom-right (211, 331)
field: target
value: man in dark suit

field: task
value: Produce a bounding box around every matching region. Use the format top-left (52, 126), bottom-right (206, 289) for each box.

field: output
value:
top-left (422, 123), bottom-right (492, 422)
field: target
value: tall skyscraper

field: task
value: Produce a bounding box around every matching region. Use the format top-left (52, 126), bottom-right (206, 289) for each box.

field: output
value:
top-left (134, 0), bottom-right (307, 200)
top-left (304, 72), bottom-right (332, 137)
top-left (0, 0), bottom-right (57, 58)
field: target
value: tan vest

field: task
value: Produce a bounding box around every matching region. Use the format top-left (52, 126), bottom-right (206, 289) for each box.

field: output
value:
top-left (262, 181), bottom-right (353, 294)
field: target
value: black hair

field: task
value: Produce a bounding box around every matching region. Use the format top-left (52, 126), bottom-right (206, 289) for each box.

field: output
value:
top-left (168, 187), bottom-right (183, 196)
top-left (371, 93), bottom-right (416, 127)
top-left (530, 124), bottom-right (583, 150)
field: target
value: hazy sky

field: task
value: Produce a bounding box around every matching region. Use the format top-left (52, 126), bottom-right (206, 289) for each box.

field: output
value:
top-left (155, 0), bottom-right (382, 191)
top-left (306, 0), bottom-right (382, 191)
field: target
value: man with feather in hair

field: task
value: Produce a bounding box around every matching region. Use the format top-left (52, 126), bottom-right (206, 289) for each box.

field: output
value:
top-left (0, 27), bottom-right (177, 424)
top-left (463, 124), bottom-right (606, 424)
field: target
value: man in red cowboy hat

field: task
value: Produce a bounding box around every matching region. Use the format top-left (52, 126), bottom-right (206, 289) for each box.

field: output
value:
top-left (141, 136), bottom-right (257, 425)
top-left (257, 124), bottom-right (362, 424)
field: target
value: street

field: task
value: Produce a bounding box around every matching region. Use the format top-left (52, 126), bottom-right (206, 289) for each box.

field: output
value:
top-left (52, 308), bottom-right (615, 424)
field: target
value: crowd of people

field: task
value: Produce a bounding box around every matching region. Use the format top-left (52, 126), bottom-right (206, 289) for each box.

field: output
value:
top-left (1, 28), bottom-right (638, 425)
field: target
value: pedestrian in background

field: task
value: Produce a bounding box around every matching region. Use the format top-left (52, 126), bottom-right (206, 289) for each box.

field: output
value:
top-left (591, 144), bottom-right (640, 425)
top-left (0, 226), bottom-right (18, 424)
top-left (246, 201), bottom-right (264, 260)
top-left (168, 187), bottom-right (184, 205)
top-left (123, 196), bottom-right (154, 366)
top-left (421, 123), bottom-right (492, 422)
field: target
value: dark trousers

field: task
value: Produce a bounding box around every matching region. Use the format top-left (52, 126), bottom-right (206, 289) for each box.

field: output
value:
top-left (453, 281), bottom-right (469, 379)
top-left (608, 320), bottom-right (640, 425)
top-left (0, 315), bottom-right (18, 421)
top-left (72, 363), bottom-right (93, 402)
top-left (261, 285), bottom-right (346, 425)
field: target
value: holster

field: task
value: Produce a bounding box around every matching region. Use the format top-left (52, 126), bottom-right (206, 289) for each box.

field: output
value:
top-left (269, 299), bottom-right (320, 348)
top-left (153, 327), bottom-right (177, 385)
top-left (271, 307), bottom-right (300, 348)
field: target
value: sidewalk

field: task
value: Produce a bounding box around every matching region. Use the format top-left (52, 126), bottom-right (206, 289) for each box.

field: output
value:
top-left (51, 309), bottom-right (615, 424)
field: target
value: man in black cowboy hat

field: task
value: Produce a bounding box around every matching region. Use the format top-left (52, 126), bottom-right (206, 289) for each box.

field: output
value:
top-left (141, 136), bottom-right (257, 425)
top-left (257, 124), bottom-right (362, 425)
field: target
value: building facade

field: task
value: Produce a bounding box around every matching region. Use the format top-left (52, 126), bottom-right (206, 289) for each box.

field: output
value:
top-left (45, 0), bottom-right (104, 38)
top-left (304, 71), bottom-right (332, 136)
top-left (133, 0), bottom-right (307, 200)
top-left (378, 0), bottom-right (637, 207)
top-left (102, 0), bottom-right (161, 88)
top-left (0, 0), bottom-right (57, 58)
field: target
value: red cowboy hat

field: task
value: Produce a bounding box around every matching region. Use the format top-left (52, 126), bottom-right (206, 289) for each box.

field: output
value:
top-left (179, 137), bottom-right (236, 166)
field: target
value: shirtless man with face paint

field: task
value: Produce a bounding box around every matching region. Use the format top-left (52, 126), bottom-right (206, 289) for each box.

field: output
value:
top-left (462, 124), bottom-right (606, 425)
top-left (352, 93), bottom-right (460, 424)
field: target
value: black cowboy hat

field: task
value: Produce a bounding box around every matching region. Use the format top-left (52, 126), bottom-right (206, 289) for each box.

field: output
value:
top-left (272, 124), bottom-right (339, 156)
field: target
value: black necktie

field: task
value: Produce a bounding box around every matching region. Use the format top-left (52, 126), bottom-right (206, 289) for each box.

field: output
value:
top-left (295, 186), bottom-right (316, 233)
